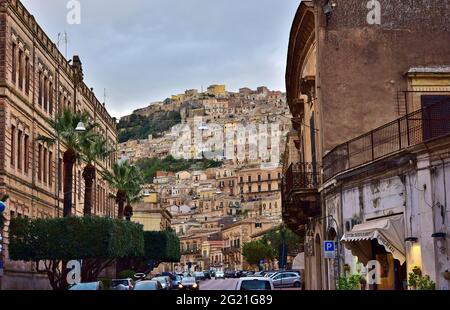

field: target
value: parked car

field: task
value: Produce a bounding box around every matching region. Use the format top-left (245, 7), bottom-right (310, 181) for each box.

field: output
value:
top-left (69, 282), bottom-right (103, 290)
top-left (225, 270), bottom-right (236, 278)
top-left (178, 277), bottom-right (200, 290)
top-left (203, 271), bottom-right (212, 279)
top-left (271, 272), bottom-right (301, 288)
top-left (235, 277), bottom-right (274, 291)
top-left (152, 276), bottom-right (171, 290)
top-left (133, 280), bottom-right (163, 290)
top-left (264, 272), bottom-right (278, 278)
top-left (210, 270), bottom-right (216, 278)
top-left (215, 271), bottom-right (225, 279)
top-left (194, 271), bottom-right (206, 281)
top-left (111, 278), bottom-right (134, 290)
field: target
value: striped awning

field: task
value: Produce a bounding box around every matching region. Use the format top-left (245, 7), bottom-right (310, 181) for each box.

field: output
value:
top-left (341, 215), bottom-right (406, 265)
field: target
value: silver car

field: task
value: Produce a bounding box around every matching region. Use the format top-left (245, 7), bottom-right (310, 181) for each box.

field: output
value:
top-left (271, 272), bottom-right (301, 288)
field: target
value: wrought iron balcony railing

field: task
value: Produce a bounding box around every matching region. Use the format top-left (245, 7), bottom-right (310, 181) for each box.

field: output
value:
top-left (283, 162), bottom-right (321, 197)
top-left (323, 99), bottom-right (450, 181)
top-left (181, 248), bottom-right (201, 255)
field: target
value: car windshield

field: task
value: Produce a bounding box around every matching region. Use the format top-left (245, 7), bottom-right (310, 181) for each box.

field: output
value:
top-left (240, 280), bottom-right (271, 290)
top-left (194, 272), bottom-right (203, 276)
top-left (182, 277), bottom-right (196, 284)
top-left (69, 282), bottom-right (100, 290)
top-left (134, 281), bottom-right (157, 290)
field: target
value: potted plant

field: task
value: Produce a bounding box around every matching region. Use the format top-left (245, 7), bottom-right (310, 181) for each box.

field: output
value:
top-left (408, 266), bottom-right (436, 290)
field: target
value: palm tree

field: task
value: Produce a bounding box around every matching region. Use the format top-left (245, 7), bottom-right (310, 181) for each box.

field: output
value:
top-left (79, 134), bottom-right (114, 216)
top-left (38, 108), bottom-right (90, 217)
top-left (101, 161), bottom-right (143, 219)
top-left (124, 181), bottom-right (144, 221)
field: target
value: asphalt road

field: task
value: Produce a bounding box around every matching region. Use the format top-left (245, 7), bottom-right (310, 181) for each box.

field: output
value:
top-left (199, 278), bottom-right (302, 291)
top-left (200, 278), bottom-right (239, 290)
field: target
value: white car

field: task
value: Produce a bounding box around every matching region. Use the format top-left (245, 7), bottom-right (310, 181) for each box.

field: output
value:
top-left (215, 271), bottom-right (225, 279)
top-left (235, 277), bottom-right (274, 290)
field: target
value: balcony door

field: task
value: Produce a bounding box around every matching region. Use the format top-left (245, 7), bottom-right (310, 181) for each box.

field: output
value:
top-left (421, 95), bottom-right (450, 140)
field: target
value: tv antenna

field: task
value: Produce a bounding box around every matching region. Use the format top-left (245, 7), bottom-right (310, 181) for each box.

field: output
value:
top-left (103, 88), bottom-right (107, 105)
top-left (57, 32), bottom-right (70, 59)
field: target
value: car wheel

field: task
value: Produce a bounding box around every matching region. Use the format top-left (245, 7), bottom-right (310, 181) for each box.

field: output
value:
top-left (294, 282), bottom-right (301, 288)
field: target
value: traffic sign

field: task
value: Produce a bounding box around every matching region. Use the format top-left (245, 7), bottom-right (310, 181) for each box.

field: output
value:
top-left (324, 241), bottom-right (335, 259)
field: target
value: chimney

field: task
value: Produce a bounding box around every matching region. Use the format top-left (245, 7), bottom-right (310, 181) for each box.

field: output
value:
top-left (72, 55), bottom-right (84, 84)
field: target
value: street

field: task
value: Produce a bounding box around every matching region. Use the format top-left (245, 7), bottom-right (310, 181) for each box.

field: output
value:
top-left (199, 278), bottom-right (301, 291)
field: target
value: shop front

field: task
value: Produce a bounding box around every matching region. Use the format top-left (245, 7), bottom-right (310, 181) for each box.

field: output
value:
top-left (341, 214), bottom-right (407, 290)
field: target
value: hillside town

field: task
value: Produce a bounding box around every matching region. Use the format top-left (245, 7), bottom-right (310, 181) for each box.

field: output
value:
top-left (118, 85), bottom-right (296, 274)
top-left (118, 85), bottom-right (291, 165)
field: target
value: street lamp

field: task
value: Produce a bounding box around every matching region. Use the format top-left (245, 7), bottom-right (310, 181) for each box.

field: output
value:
top-left (75, 121), bottom-right (86, 133)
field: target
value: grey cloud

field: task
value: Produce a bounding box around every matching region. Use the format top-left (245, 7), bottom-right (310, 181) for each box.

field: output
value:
top-left (22, 0), bottom-right (299, 117)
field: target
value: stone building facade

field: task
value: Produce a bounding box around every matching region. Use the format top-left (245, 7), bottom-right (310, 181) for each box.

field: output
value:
top-left (283, 0), bottom-right (450, 290)
top-left (0, 0), bottom-right (118, 289)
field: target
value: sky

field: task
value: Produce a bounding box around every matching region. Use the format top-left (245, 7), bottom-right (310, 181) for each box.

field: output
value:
top-left (22, 0), bottom-right (300, 118)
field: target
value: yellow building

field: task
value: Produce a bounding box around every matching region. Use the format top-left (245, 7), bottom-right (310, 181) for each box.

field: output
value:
top-left (207, 84), bottom-right (226, 96)
top-left (132, 202), bottom-right (172, 232)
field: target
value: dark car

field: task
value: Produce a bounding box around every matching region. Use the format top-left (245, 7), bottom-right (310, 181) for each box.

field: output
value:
top-left (225, 270), bottom-right (236, 278)
top-left (204, 271), bottom-right (212, 279)
top-left (171, 275), bottom-right (183, 289)
top-left (236, 271), bottom-right (248, 278)
top-left (194, 271), bottom-right (206, 281)
top-left (178, 277), bottom-right (199, 290)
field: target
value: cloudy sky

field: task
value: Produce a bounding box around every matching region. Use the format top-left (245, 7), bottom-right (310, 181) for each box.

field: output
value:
top-left (22, 0), bottom-right (299, 118)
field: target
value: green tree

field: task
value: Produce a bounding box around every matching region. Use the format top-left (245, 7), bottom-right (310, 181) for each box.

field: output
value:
top-left (8, 216), bottom-right (144, 290)
top-left (242, 240), bottom-right (275, 268)
top-left (263, 226), bottom-right (299, 252)
top-left (38, 108), bottom-right (90, 217)
top-left (124, 174), bottom-right (145, 221)
top-left (101, 161), bottom-right (143, 219)
top-left (80, 134), bottom-right (114, 216)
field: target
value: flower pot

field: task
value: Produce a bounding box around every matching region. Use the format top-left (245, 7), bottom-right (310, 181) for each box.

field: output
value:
top-left (443, 272), bottom-right (450, 281)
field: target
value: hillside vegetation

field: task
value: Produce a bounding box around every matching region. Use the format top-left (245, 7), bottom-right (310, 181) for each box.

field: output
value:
top-left (118, 110), bottom-right (181, 143)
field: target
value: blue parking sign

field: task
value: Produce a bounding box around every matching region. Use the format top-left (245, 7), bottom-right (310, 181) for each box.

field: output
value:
top-left (324, 241), bottom-right (335, 259)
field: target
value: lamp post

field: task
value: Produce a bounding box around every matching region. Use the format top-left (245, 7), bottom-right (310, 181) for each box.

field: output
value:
top-left (75, 121), bottom-right (86, 133)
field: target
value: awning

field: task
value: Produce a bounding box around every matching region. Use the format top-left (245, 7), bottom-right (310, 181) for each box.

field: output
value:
top-left (341, 215), bottom-right (406, 265)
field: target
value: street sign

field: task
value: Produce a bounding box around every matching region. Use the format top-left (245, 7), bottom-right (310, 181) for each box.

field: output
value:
top-left (324, 241), bottom-right (335, 259)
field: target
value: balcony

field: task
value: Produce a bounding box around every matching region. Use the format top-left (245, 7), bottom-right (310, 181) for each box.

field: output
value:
top-left (181, 248), bottom-right (201, 255)
top-left (223, 246), bottom-right (241, 255)
top-left (323, 99), bottom-right (450, 182)
top-left (282, 162), bottom-right (321, 233)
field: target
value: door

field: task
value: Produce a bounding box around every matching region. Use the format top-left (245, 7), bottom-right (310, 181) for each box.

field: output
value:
top-left (421, 95), bottom-right (450, 140)
top-left (272, 273), bottom-right (282, 288)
